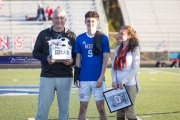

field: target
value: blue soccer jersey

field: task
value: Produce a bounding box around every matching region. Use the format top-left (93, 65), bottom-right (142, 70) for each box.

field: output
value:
top-left (74, 32), bottom-right (110, 81)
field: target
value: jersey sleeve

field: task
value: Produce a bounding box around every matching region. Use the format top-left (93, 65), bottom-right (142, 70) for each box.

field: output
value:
top-left (102, 35), bottom-right (110, 53)
top-left (74, 36), bottom-right (81, 54)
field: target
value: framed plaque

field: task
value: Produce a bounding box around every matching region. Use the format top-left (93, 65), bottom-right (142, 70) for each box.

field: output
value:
top-left (103, 87), bottom-right (133, 113)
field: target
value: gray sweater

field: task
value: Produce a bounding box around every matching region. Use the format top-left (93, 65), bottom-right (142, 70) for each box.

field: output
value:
top-left (111, 46), bottom-right (140, 93)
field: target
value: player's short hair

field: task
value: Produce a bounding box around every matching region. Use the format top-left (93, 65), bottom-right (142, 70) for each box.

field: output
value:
top-left (52, 8), bottom-right (66, 19)
top-left (85, 11), bottom-right (99, 20)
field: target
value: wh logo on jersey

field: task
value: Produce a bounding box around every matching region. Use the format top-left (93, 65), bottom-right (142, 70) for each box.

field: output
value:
top-left (82, 41), bottom-right (93, 49)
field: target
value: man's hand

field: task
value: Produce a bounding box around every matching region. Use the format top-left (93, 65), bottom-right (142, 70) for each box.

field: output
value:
top-left (74, 80), bottom-right (80, 88)
top-left (112, 82), bottom-right (118, 90)
top-left (47, 55), bottom-right (56, 65)
top-left (61, 58), bottom-right (73, 66)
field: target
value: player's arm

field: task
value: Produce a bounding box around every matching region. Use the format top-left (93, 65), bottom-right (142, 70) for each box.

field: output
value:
top-left (74, 53), bottom-right (81, 88)
top-left (96, 52), bottom-right (109, 88)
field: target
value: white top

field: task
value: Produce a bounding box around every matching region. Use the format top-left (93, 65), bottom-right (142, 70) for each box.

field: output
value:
top-left (111, 46), bottom-right (140, 92)
top-left (115, 51), bottom-right (136, 86)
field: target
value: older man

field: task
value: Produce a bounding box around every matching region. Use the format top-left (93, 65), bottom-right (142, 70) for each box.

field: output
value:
top-left (33, 8), bottom-right (76, 120)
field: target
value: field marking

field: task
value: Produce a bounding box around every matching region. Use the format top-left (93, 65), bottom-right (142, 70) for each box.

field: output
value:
top-left (0, 86), bottom-right (112, 96)
top-left (28, 118), bottom-right (35, 120)
top-left (149, 72), bottom-right (159, 74)
top-left (13, 79), bottom-right (18, 82)
top-left (150, 78), bottom-right (155, 81)
top-left (137, 116), bottom-right (143, 120)
top-left (28, 118), bottom-right (89, 120)
top-left (141, 115), bottom-right (151, 118)
top-left (144, 68), bottom-right (180, 76)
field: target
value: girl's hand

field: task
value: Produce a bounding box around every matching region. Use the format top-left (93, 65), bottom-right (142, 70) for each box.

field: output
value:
top-left (112, 82), bottom-right (118, 90)
top-left (119, 82), bottom-right (124, 89)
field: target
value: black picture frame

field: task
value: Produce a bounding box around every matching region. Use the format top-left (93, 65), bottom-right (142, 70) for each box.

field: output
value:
top-left (103, 87), bottom-right (133, 113)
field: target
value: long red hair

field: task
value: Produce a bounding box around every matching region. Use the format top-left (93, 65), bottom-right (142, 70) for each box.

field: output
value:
top-left (113, 26), bottom-right (140, 70)
top-left (120, 26), bottom-right (140, 52)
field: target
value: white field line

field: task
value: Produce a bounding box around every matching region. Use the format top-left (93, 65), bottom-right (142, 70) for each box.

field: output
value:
top-left (137, 116), bottom-right (143, 120)
top-left (143, 68), bottom-right (180, 76)
top-left (28, 118), bottom-right (89, 120)
top-left (28, 118), bottom-right (35, 120)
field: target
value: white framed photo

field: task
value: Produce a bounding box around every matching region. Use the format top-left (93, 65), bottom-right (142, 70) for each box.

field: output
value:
top-left (103, 87), bottom-right (133, 113)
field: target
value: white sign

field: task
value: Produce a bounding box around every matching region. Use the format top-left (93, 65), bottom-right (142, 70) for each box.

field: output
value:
top-left (51, 46), bottom-right (71, 60)
top-left (48, 37), bottom-right (72, 60)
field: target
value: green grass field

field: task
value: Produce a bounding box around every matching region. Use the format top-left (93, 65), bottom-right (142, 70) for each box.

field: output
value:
top-left (0, 68), bottom-right (180, 120)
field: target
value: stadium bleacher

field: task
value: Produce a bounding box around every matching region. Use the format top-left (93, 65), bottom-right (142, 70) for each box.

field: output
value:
top-left (0, 0), bottom-right (179, 63)
top-left (118, 0), bottom-right (180, 52)
top-left (0, 1), bottom-right (95, 35)
top-left (0, 0), bottom-right (108, 54)
top-left (3, 0), bottom-right (179, 53)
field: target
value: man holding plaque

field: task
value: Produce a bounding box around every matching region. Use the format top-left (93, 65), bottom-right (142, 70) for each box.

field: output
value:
top-left (74, 11), bottom-right (110, 120)
top-left (33, 8), bottom-right (76, 120)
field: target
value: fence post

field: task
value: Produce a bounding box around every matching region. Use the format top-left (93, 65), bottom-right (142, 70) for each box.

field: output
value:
top-left (167, 34), bottom-right (169, 61)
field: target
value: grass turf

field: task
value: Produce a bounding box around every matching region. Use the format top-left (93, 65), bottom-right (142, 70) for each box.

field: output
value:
top-left (0, 68), bottom-right (180, 120)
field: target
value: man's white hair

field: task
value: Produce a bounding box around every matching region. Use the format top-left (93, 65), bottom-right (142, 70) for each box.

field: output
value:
top-left (52, 8), bottom-right (66, 18)
top-left (38, 4), bottom-right (43, 8)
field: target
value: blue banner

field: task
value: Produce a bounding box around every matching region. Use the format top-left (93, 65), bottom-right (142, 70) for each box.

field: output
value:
top-left (169, 52), bottom-right (180, 60)
top-left (0, 56), bottom-right (40, 64)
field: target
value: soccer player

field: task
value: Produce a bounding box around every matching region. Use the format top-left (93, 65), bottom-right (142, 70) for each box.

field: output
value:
top-left (74, 11), bottom-right (110, 120)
